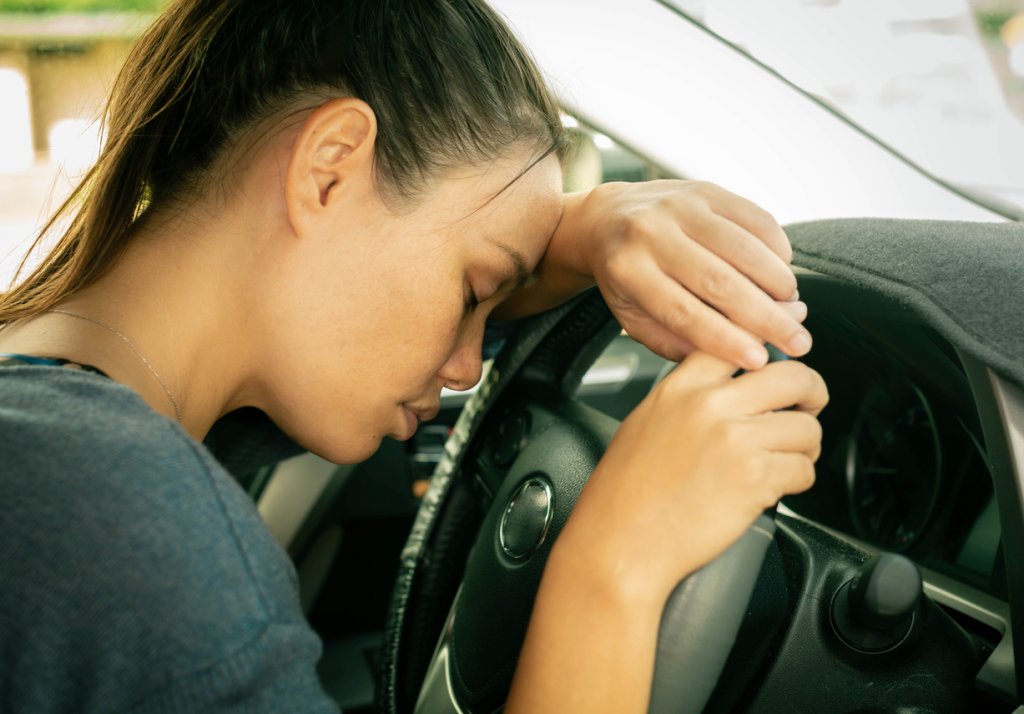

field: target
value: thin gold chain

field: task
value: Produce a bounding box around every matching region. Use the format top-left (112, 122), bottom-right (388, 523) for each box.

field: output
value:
top-left (45, 309), bottom-right (182, 424)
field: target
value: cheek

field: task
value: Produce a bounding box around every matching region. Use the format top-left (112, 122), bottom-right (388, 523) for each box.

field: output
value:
top-left (371, 276), bottom-right (465, 379)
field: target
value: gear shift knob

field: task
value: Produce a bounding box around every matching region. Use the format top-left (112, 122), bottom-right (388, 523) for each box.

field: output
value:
top-left (831, 553), bottom-right (922, 653)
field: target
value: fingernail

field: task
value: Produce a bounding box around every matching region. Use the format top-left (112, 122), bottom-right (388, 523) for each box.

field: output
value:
top-left (788, 330), bottom-right (812, 355)
top-left (787, 289), bottom-right (800, 301)
top-left (744, 346), bottom-right (768, 370)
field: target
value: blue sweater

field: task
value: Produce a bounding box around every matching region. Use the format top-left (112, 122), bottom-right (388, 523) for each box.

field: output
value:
top-left (0, 365), bottom-right (339, 713)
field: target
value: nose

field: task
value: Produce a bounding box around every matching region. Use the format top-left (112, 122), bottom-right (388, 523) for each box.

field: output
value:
top-left (437, 320), bottom-right (485, 392)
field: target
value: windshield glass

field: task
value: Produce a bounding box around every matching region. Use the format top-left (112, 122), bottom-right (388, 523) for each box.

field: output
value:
top-left (671, 0), bottom-right (1024, 211)
top-left (2, 0), bottom-right (1020, 289)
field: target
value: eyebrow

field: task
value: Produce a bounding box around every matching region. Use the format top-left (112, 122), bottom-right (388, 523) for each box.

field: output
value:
top-left (488, 239), bottom-right (536, 291)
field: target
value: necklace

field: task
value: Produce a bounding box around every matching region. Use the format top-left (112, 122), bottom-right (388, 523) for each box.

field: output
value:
top-left (45, 308), bottom-right (182, 424)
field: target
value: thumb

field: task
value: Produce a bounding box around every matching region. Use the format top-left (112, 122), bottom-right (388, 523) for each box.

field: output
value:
top-left (659, 349), bottom-right (741, 391)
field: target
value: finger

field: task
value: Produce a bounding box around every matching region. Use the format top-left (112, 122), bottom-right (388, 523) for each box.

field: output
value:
top-left (661, 349), bottom-right (740, 390)
top-left (741, 411), bottom-right (823, 461)
top-left (647, 235), bottom-right (812, 358)
top-left (702, 184), bottom-right (793, 264)
top-left (620, 317), bottom-right (696, 362)
top-left (779, 299), bottom-right (808, 324)
top-left (622, 263), bottom-right (770, 370)
top-left (725, 360), bottom-right (830, 416)
top-left (764, 452), bottom-right (816, 500)
top-left (684, 211), bottom-right (796, 300)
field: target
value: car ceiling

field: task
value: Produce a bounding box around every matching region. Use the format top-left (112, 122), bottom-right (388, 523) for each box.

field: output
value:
top-left (491, 0), bottom-right (1007, 224)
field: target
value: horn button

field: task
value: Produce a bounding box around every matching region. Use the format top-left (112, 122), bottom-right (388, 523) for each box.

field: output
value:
top-left (499, 477), bottom-right (554, 561)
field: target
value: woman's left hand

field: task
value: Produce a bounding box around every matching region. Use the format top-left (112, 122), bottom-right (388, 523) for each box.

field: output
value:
top-left (499, 180), bottom-right (811, 371)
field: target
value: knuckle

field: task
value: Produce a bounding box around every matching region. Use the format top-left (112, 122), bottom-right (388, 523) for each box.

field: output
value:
top-left (791, 411), bottom-right (822, 443)
top-left (816, 374), bottom-right (831, 405)
top-left (663, 298), bottom-right (695, 334)
top-left (801, 366), bottom-right (821, 395)
top-left (763, 303), bottom-right (796, 336)
top-left (806, 416), bottom-right (824, 444)
top-left (747, 207), bottom-right (780, 236)
top-left (764, 358), bottom-right (797, 381)
top-left (694, 386), bottom-right (728, 415)
top-left (771, 271), bottom-right (799, 299)
top-left (690, 180), bottom-right (718, 197)
top-left (760, 484), bottom-right (782, 511)
top-left (655, 371), bottom-right (692, 403)
top-left (712, 418), bottom-right (744, 450)
top-left (780, 456), bottom-right (815, 495)
top-left (798, 458), bottom-right (817, 491)
top-left (655, 191), bottom-right (680, 212)
top-left (700, 269), bottom-right (734, 302)
top-left (725, 231), bottom-right (757, 264)
top-left (621, 212), bottom-right (656, 244)
top-left (741, 452), bottom-right (767, 484)
top-left (779, 361), bottom-right (820, 393)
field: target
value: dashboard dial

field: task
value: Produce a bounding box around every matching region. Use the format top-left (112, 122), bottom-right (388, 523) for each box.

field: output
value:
top-left (846, 383), bottom-right (942, 551)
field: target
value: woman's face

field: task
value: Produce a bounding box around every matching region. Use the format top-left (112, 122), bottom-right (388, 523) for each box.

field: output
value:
top-left (265, 149), bottom-right (564, 463)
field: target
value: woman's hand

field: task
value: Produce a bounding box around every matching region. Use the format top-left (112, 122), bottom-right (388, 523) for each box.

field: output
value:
top-left (508, 351), bottom-right (827, 713)
top-left (498, 180), bottom-right (810, 371)
top-left (557, 350), bottom-right (828, 602)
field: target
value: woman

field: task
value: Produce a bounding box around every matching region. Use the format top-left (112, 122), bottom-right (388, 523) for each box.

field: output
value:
top-left (0, 0), bottom-right (827, 711)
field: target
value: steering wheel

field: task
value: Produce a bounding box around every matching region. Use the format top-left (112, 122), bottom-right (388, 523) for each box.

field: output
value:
top-left (378, 288), bottom-right (778, 713)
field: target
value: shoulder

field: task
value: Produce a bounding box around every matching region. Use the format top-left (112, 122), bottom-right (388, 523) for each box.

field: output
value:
top-left (0, 368), bottom-right (321, 711)
top-left (0, 365), bottom-right (186, 475)
top-left (0, 368), bottom-right (250, 558)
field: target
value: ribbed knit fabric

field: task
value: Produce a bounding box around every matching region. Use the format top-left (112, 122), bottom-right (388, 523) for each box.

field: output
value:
top-left (0, 365), bottom-right (340, 713)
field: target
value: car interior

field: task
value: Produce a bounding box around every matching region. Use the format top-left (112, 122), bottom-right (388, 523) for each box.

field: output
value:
top-left (222, 128), bottom-right (1024, 713)
top-left (381, 224), bottom-right (1023, 714)
top-left (2, 2), bottom-right (1022, 712)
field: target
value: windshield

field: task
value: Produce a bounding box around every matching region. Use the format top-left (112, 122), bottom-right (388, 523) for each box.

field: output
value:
top-left (668, 0), bottom-right (1024, 212)
top-left (2, 0), bottom-right (1021, 289)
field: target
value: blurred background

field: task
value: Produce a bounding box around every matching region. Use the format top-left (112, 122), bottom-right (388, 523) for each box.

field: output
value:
top-left (1, 0), bottom-right (1022, 288)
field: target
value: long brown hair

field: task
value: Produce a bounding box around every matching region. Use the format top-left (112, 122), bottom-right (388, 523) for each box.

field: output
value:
top-left (0, 0), bottom-right (566, 324)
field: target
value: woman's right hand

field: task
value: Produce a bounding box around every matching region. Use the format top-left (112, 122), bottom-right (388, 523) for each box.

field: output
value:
top-left (552, 350), bottom-right (829, 605)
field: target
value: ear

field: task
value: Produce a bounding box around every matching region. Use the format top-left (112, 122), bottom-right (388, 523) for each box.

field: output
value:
top-left (284, 97), bottom-right (377, 237)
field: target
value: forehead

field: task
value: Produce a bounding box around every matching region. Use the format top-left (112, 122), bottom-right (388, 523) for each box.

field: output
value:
top-left (438, 151), bottom-right (563, 255)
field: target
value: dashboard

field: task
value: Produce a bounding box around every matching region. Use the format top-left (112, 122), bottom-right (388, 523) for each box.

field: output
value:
top-left (577, 290), bottom-right (1006, 600)
top-left (571, 271), bottom-right (1018, 706)
top-left (787, 305), bottom-right (1005, 601)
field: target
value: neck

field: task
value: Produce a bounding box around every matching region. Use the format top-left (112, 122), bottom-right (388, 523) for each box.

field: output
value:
top-left (0, 203), bottom-right (274, 441)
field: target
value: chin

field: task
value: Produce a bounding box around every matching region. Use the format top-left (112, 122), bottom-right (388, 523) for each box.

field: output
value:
top-left (304, 430), bottom-right (384, 466)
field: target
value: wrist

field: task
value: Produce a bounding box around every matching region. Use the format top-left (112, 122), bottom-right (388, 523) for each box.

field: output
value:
top-left (544, 521), bottom-right (671, 615)
top-left (548, 190), bottom-right (599, 280)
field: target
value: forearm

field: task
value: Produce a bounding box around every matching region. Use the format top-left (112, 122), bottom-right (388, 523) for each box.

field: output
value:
top-left (505, 537), bottom-right (664, 713)
top-left (494, 191), bottom-right (595, 319)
